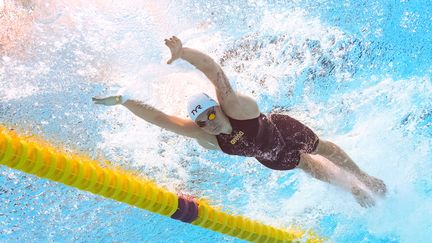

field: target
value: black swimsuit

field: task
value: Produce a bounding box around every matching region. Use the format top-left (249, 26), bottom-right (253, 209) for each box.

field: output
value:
top-left (216, 113), bottom-right (318, 170)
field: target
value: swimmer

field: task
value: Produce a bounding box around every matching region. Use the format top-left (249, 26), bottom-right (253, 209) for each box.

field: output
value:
top-left (93, 36), bottom-right (386, 208)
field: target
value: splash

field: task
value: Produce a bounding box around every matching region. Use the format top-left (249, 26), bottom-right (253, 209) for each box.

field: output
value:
top-left (1, 0), bottom-right (431, 242)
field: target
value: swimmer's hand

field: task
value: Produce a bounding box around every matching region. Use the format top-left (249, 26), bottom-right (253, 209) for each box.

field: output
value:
top-left (92, 95), bottom-right (124, 106)
top-left (165, 36), bottom-right (183, 64)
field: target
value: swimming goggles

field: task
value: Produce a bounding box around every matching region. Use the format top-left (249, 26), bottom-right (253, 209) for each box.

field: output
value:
top-left (196, 107), bottom-right (216, 127)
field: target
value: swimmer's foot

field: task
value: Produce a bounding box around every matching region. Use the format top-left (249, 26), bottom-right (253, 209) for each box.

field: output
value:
top-left (351, 186), bottom-right (375, 208)
top-left (357, 173), bottom-right (387, 197)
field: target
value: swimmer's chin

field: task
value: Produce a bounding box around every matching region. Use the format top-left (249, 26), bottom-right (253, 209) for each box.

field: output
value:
top-left (205, 126), bottom-right (232, 135)
top-left (215, 130), bottom-right (232, 135)
top-left (207, 130), bottom-right (229, 135)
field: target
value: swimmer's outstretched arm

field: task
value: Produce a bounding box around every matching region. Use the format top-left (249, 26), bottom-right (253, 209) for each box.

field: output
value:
top-left (92, 96), bottom-right (213, 141)
top-left (165, 36), bottom-right (232, 98)
top-left (165, 36), bottom-right (260, 119)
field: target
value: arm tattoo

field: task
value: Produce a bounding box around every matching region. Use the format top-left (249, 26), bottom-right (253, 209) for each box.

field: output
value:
top-left (216, 70), bottom-right (234, 97)
top-left (138, 102), bottom-right (157, 112)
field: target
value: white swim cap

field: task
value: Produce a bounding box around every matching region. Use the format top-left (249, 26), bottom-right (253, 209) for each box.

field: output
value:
top-left (187, 93), bottom-right (218, 121)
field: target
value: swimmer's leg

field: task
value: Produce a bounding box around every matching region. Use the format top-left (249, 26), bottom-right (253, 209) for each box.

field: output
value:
top-left (312, 139), bottom-right (387, 197)
top-left (298, 153), bottom-right (375, 208)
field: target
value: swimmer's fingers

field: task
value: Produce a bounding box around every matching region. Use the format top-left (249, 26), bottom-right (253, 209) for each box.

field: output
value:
top-left (92, 97), bottom-right (108, 105)
top-left (92, 96), bottom-right (121, 106)
top-left (164, 39), bottom-right (175, 64)
top-left (164, 36), bottom-right (181, 46)
top-left (173, 36), bottom-right (181, 44)
top-left (92, 96), bottom-right (104, 104)
top-left (164, 38), bottom-right (173, 47)
top-left (165, 36), bottom-right (178, 44)
top-left (165, 36), bottom-right (183, 64)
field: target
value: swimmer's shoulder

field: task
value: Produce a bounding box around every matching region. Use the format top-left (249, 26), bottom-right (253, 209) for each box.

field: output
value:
top-left (220, 93), bottom-right (260, 120)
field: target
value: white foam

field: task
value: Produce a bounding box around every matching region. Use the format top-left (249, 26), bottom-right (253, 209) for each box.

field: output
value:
top-left (2, 0), bottom-right (431, 241)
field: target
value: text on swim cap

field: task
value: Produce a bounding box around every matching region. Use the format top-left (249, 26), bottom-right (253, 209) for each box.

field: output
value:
top-left (191, 105), bottom-right (202, 116)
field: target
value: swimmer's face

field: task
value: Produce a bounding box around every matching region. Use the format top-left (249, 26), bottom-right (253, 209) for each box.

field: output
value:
top-left (195, 106), bottom-right (231, 135)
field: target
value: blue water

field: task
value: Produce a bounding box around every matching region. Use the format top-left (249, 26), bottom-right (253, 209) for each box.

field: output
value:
top-left (1, 0), bottom-right (431, 242)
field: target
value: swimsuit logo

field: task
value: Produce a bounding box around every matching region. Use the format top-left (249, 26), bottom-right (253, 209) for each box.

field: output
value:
top-left (191, 105), bottom-right (202, 115)
top-left (230, 131), bottom-right (244, 145)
